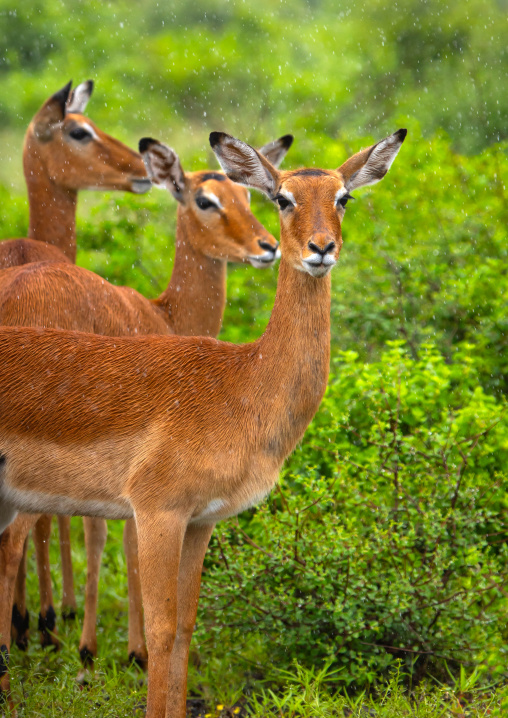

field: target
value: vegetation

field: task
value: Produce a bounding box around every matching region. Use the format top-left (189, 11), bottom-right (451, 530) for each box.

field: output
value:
top-left (1, 0), bottom-right (507, 715)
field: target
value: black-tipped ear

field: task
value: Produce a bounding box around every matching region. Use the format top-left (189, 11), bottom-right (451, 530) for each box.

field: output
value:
top-left (139, 137), bottom-right (158, 154)
top-left (209, 131), bottom-right (280, 197)
top-left (338, 128), bottom-right (407, 191)
top-left (33, 81), bottom-right (73, 141)
top-left (140, 139), bottom-right (187, 202)
top-left (52, 81), bottom-right (73, 118)
top-left (209, 131), bottom-right (226, 149)
top-left (258, 134), bottom-right (294, 168)
top-left (66, 80), bottom-right (94, 114)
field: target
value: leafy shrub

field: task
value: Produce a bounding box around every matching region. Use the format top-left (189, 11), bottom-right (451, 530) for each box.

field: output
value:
top-left (198, 343), bottom-right (508, 687)
top-left (0, 0), bottom-right (506, 153)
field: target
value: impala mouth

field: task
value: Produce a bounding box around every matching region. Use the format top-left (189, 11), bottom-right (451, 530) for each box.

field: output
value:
top-left (130, 177), bottom-right (152, 194)
top-left (302, 254), bottom-right (336, 277)
top-left (248, 250), bottom-right (279, 268)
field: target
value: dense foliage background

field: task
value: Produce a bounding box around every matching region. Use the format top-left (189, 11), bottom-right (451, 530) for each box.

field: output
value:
top-left (1, 0), bottom-right (507, 714)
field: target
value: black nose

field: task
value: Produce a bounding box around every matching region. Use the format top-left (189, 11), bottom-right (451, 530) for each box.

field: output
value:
top-left (258, 240), bottom-right (277, 253)
top-left (308, 241), bottom-right (335, 256)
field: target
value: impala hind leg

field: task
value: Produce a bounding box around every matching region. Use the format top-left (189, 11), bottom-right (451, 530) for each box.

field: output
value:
top-left (78, 517), bottom-right (107, 667)
top-left (136, 510), bottom-right (186, 718)
top-left (0, 514), bottom-right (40, 712)
top-left (123, 518), bottom-right (147, 669)
top-left (166, 522), bottom-right (214, 718)
top-left (33, 515), bottom-right (59, 649)
top-left (58, 516), bottom-right (77, 620)
top-left (11, 539), bottom-right (29, 651)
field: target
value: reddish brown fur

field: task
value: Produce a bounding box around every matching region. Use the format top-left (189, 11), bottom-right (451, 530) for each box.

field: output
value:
top-left (0, 148), bottom-right (281, 671)
top-left (1, 82), bottom-right (149, 640)
top-left (0, 81), bottom-right (148, 267)
top-left (0, 239), bottom-right (72, 269)
top-left (0, 129), bottom-right (405, 717)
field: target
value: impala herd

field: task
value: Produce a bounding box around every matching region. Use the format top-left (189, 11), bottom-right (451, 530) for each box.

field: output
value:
top-left (0, 80), bottom-right (406, 717)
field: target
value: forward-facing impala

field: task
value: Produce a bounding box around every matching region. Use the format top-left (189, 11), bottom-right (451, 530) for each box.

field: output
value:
top-left (0, 135), bottom-right (291, 669)
top-left (0, 127), bottom-right (406, 717)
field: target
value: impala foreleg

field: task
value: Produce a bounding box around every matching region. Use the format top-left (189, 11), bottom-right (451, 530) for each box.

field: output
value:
top-left (11, 538), bottom-right (29, 651)
top-left (136, 509), bottom-right (186, 718)
top-left (78, 516), bottom-right (107, 666)
top-left (166, 522), bottom-right (214, 718)
top-left (57, 516), bottom-right (77, 620)
top-left (33, 514), bottom-right (59, 649)
top-left (0, 513), bottom-right (39, 711)
top-left (123, 518), bottom-right (147, 669)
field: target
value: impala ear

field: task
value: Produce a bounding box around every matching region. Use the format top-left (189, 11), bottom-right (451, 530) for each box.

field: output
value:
top-left (33, 81), bottom-right (73, 142)
top-left (338, 129), bottom-right (407, 191)
top-left (209, 132), bottom-right (280, 198)
top-left (66, 80), bottom-right (94, 114)
top-left (139, 138), bottom-right (187, 202)
top-left (258, 134), bottom-right (294, 169)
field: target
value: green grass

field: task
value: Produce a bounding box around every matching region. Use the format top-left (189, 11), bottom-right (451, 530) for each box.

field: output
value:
top-left (4, 518), bottom-right (508, 717)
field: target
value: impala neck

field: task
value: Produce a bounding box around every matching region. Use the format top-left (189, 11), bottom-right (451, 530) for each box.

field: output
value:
top-left (25, 149), bottom-right (77, 263)
top-left (153, 206), bottom-right (227, 337)
top-left (253, 253), bottom-right (331, 460)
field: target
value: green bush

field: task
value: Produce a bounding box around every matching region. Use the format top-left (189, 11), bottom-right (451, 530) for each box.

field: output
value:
top-left (198, 343), bottom-right (508, 687)
top-left (0, 0), bottom-right (506, 162)
top-left (27, 128), bottom-right (506, 395)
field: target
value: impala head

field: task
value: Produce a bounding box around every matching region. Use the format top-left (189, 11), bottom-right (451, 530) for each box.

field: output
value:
top-left (139, 135), bottom-right (294, 268)
top-left (210, 129), bottom-right (407, 278)
top-left (23, 80), bottom-right (151, 194)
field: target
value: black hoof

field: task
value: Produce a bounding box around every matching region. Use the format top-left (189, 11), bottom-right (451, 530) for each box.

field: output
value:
top-left (38, 606), bottom-right (58, 649)
top-left (12, 604), bottom-right (29, 651)
top-left (0, 645), bottom-right (9, 678)
top-left (61, 608), bottom-right (77, 621)
top-left (128, 651), bottom-right (148, 671)
top-left (79, 646), bottom-right (95, 667)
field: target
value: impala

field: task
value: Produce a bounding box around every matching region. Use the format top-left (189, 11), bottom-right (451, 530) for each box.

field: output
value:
top-left (0, 79), bottom-right (150, 269)
top-left (0, 127), bottom-right (406, 717)
top-left (1, 78), bottom-right (150, 649)
top-left (0, 135), bottom-right (291, 671)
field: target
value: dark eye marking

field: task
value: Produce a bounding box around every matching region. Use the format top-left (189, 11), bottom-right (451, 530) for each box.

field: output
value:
top-left (199, 172), bottom-right (226, 182)
top-left (290, 168), bottom-right (331, 178)
top-left (274, 193), bottom-right (294, 211)
top-left (337, 193), bottom-right (354, 208)
top-left (69, 127), bottom-right (92, 141)
top-left (195, 195), bottom-right (217, 210)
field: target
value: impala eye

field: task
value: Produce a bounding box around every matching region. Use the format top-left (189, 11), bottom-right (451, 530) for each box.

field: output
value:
top-left (275, 194), bottom-right (294, 210)
top-left (69, 127), bottom-right (92, 141)
top-left (337, 193), bottom-right (354, 208)
top-left (195, 196), bottom-right (217, 210)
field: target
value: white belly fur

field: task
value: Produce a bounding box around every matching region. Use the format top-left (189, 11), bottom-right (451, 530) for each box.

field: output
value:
top-left (190, 486), bottom-right (273, 525)
top-left (0, 484), bottom-right (133, 520)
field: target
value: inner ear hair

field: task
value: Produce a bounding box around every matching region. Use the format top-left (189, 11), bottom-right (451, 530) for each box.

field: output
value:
top-left (338, 129), bottom-right (407, 191)
top-left (209, 132), bottom-right (280, 198)
top-left (258, 134), bottom-right (294, 169)
top-left (66, 80), bottom-right (94, 115)
top-left (140, 138), bottom-right (187, 202)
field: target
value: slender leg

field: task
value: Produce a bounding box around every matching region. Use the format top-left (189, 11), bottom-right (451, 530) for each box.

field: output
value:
top-left (11, 538), bottom-right (29, 651)
top-left (166, 522), bottom-right (214, 718)
top-left (123, 518), bottom-right (147, 669)
top-left (78, 517), bottom-right (107, 666)
top-left (136, 509), bottom-right (186, 718)
top-left (58, 516), bottom-right (77, 620)
top-left (0, 514), bottom-right (39, 712)
top-left (33, 514), bottom-right (59, 650)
